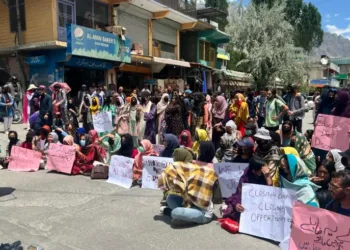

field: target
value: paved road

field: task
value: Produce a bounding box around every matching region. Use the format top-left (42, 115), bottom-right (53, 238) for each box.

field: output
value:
top-left (0, 113), bottom-right (314, 250)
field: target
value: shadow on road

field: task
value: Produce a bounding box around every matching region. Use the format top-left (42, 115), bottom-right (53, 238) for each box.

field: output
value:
top-left (0, 187), bottom-right (15, 197)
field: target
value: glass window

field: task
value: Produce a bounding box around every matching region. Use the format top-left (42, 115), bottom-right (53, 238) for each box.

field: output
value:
top-left (8, 0), bottom-right (26, 32)
top-left (94, 0), bottom-right (109, 28)
top-left (161, 42), bottom-right (175, 53)
top-left (76, 0), bottom-right (108, 29)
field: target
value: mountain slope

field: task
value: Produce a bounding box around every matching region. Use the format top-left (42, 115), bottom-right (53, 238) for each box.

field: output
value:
top-left (312, 32), bottom-right (350, 59)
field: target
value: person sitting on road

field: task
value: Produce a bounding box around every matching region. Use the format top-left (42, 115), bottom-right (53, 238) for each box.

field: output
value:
top-left (161, 134), bottom-right (180, 158)
top-left (0, 131), bottom-right (21, 169)
top-left (326, 170), bottom-right (350, 216)
top-left (326, 149), bottom-right (345, 172)
top-left (20, 130), bottom-right (35, 150)
top-left (116, 134), bottom-right (138, 159)
top-left (221, 156), bottom-right (271, 222)
top-left (159, 160), bottom-right (218, 226)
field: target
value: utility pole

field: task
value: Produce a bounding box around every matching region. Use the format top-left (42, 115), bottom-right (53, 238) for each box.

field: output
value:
top-left (16, 0), bottom-right (23, 45)
top-left (15, 0), bottom-right (27, 89)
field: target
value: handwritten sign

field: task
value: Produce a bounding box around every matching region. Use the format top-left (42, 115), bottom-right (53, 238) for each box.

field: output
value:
top-left (152, 144), bottom-right (165, 155)
top-left (107, 155), bottom-right (134, 189)
top-left (8, 146), bottom-right (41, 172)
top-left (289, 201), bottom-right (350, 250)
top-left (312, 114), bottom-right (350, 152)
top-left (92, 111), bottom-right (113, 133)
top-left (141, 156), bottom-right (173, 189)
top-left (239, 183), bottom-right (297, 242)
top-left (214, 162), bottom-right (249, 198)
top-left (46, 143), bottom-right (76, 174)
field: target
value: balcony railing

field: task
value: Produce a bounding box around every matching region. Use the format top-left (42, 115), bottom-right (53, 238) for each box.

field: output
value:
top-left (155, 0), bottom-right (197, 19)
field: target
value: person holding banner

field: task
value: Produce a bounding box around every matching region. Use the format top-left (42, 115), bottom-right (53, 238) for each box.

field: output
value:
top-left (102, 95), bottom-right (116, 126)
top-left (279, 154), bottom-right (320, 207)
top-left (117, 134), bottom-right (138, 159)
top-left (133, 139), bottom-right (158, 185)
top-left (158, 161), bottom-right (218, 226)
top-left (221, 156), bottom-right (271, 221)
top-left (76, 134), bottom-right (103, 175)
top-left (326, 170), bottom-right (350, 216)
top-left (99, 132), bottom-right (121, 164)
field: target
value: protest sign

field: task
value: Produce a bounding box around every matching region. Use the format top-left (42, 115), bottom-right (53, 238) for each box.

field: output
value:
top-left (152, 144), bottom-right (165, 155)
top-left (289, 201), bottom-right (350, 250)
top-left (107, 155), bottom-right (134, 189)
top-left (46, 143), bottom-right (76, 174)
top-left (141, 156), bottom-right (173, 189)
top-left (214, 162), bottom-right (249, 198)
top-left (311, 114), bottom-right (350, 152)
top-left (8, 146), bottom-right (41, 172)
top-left (239, 183), bottom-right (297, 242)
top-left (93, 111), bottom-right (113, 133)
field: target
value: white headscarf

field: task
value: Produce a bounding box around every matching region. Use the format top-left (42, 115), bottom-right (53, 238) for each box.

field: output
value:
top-left (330, 149), bottom-right (345, 172)
top-left (157, 93), bottom-right (169, 114)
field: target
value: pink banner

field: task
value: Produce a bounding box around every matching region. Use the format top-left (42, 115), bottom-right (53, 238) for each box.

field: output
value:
top-left (46, 143), bottom-right (75, 174)
top-left (311, 114), bottom-right (350, 151)
top-left (289, 202), bottom-right (350, 250)
top-left (8, 146), bottom-right (42, 172)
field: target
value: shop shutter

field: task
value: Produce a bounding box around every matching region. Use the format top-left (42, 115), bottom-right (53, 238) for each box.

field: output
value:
top-left (152, 19), bottom-right (178, 46)
top-left (118, 11), bottom-right (149, 55)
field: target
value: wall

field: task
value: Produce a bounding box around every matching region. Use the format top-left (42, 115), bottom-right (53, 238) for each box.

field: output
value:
top-left (0, 0), bottom-right (57, 48)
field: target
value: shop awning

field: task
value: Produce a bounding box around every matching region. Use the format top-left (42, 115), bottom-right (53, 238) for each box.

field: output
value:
top-left (198, 29), bottom-right (230, 44)
top-left (213, 69), bottom-right (252, 82)
top-left (152, 57), bottom-right (191, 68)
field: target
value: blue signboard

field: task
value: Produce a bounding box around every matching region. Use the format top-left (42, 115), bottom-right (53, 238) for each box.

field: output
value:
top-left (26, 55), bottom-right (47, 65)
top-left (66, 24), bottom-right (131, 63)
top-left (65, 57), bottom-right (114, 70)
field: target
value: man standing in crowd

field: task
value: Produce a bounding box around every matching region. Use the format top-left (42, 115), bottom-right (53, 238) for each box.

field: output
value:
top-left (77, 84), bottom-right (89, 106)
top-left (34, 85), bottom-right (52, 131)
top-left (326, 171), bottom-right (350, 216)
top-left (264, 89), bottom-right (288, 132)
top-left (139, 91), bottom-right (157, 144)
top-left (256, 88), bottom-right (267, 128)
top-left (284, 84), bottom-right (305, 132)
top-left (8, 75), bottom-right (23, 108)
top-left (246, 89), bottom-right (257, 120)
top-left (118, 86), bottom-right (126, 103)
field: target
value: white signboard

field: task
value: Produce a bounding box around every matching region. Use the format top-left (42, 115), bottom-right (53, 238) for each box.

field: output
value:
top-left (107, 155), bottom-right (134, 189)
top-left (239, 184), bottom-right (297, 242)
top-left (214, 162), bottom-right (249, 198)
top-left (141, 156), bottom-right (173, 189)
top-left (93, 111), bottom-right (113, 133)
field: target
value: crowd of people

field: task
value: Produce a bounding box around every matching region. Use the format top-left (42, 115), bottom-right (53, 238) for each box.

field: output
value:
top-left (1, 80), bottom-right (350, 229)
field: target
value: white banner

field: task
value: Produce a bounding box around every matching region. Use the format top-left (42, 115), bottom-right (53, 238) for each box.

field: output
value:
top-left (93, 111), bottom-right (113, 133)
top-left (107, 155), bottom-right (134, 189)
top-left (141, 156), bottom-right (173, 189)
top-left (239, 184), bottom-right (297, 242)
top-left (214, 162), bottom-right (249, 198)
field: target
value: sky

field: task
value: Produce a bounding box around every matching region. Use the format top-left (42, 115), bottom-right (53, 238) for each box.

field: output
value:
top-left (234, 0), bottom-right (350, 39)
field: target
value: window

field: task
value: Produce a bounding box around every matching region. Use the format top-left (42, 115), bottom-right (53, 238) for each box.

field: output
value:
top-left (199, 40), bottom-right (215, 62)
top-left (58, 0), bottom-right (75, 41)
top-left (76, 0), bottom-right (108, 29)
top-left (8, 0), bottom-right (26, 32)
top-left (160, 42), bottom-right (175, 53)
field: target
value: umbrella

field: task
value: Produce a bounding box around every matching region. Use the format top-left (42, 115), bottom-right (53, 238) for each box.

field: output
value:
top-left (49, 82), bottom-right (71, 93)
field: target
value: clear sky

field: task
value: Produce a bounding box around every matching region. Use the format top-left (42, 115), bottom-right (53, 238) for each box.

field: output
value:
top-left (234, 0), bottom-right (350, 39)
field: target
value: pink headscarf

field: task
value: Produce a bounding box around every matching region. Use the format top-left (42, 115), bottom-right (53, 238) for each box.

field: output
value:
top-left (133, 140), bottom-right (159, 180)
top-left (212, 96), bottom-right (227, 119)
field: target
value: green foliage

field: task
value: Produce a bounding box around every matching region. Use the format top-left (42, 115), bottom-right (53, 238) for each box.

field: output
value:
top-left (205, 0), bottom-right (229, 31)
top-left (226, 45), bottom-right (248, 72)
top-left (252, 0), bottom-right (323, 53)
top-left (226, 2), bottom-right (307, 89)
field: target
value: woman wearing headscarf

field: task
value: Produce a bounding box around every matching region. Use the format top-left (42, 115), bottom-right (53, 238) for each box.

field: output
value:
top-left (215, 135), bottom-right (234, 162)
top-left (48, 132), bottom-right (60, 144)
top-left (63, 135), bottom-right (83, 175)
top-left (117, 134), bottom-right (138, 158)
top-left (157, 93), bottom-right (169, 144)
top-left (161, 134), bottom-right (180, 158)
top-left (327, 149), bottom-right (345, 172)
top-left (139, 91), bottom-right (157, 143)
top-left (90, 96), bottom-right (100, 116)
top-left (192, 128), bottom-right (209, 156)
top-left (316, 88), bottom-right (337, 117)
top-left (205, 95), bottom-right (213, 139)
top-left (179, 130), bottom-right (193, 148)
top-left (89, 129), bottom-right (107, 162)
top-left (211, 95), bottom-right (227, 150)
top-left (99, 131), bottom-right (121, 164)
top-left (133, 139), bottom-right (159, 184)
top-left (280, 121), bottom-right (316, 175)
top-left (158, 160), bottom-right (217, 226)
top-left (67, 97), bottom-right (79, 130)
top-left (74, 127), bottom-right (86, 144)
top-left (279, 154), bottom-right (320, 207)
top-left (165, 93), bottom-right (184, 136)
top-left (74, 134), bottom-right (103, 175)
top-left (33, 125), bottom-right (51, 152)
top-left (23, 84), bottom-right (37, 129)
top-left (0, 130), bottom-right (21, 168)
top-left (20, 130), bottom-right (35, 150)
top-left (197, 141), bottom-right (216, 166)
top-left (221, 156), bottom-right (272, 221)
top-left (332, 90), bottom-right (350, 118)
top-left (229, 93), bottom-right (249, 136)
top-left (102, 95), bottom-right (116, 126)
top-left (173, 148), bottom-right (193, 163)
top-left (80, 94), bottom-right (93, 132)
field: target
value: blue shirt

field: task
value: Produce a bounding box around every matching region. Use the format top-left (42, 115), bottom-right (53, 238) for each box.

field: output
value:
top-left (326, 200), bottom-right (350, 217)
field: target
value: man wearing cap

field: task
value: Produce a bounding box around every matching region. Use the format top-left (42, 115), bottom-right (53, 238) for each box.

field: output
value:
top-left (232, 137), bottom-right (255, 163)
top-left (138, 90), bottom-right (156, 143)
top-left (254, 127), bottom-right (281, 186)
top-left (34, 85), bottom-right (52, 131)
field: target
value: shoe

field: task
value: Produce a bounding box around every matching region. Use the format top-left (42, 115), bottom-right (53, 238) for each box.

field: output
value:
top-left (171, 218), bottom-right (192, 227)
top-left (160, 199), bottom-right (167, 206)
top-left (160, 206), bottom-right (168, 214)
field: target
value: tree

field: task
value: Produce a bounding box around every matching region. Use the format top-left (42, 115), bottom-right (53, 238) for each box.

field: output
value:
top-left (226, 2), bottom-right (307, 89)
top-left (205, 0), bottom-right (229, 31)
top-left (252, 0), bottom-right (323, 53)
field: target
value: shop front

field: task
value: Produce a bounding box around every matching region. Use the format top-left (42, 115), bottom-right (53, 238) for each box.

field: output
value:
top-left (26, 24), bottom-right (131, 95)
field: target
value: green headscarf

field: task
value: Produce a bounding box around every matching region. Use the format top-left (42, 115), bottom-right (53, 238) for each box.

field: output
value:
top-left (102, 132), bottom-right (121, 163)
top-left (173, 148), bottom-right (193, 163)
top-left (280, 154), bottom-right (320, 207)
